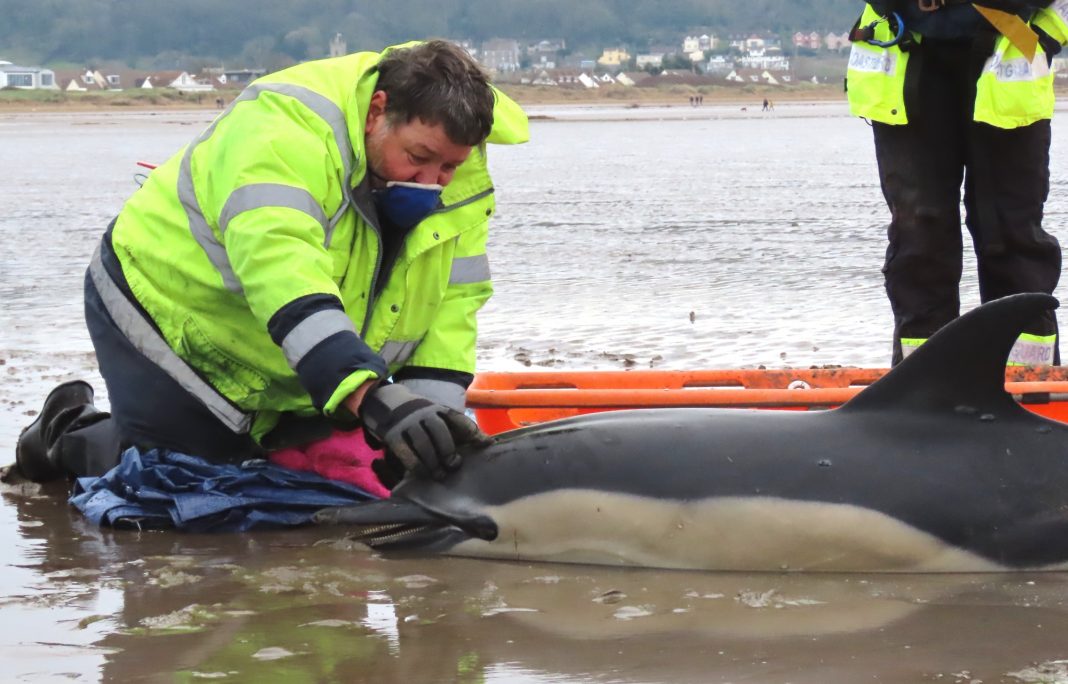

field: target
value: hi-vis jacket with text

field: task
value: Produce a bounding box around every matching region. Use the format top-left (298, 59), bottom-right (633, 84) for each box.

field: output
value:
top-left (108, 45), bottom-right (529, 441)
top-left (847, 2), bottom-right (1068, 128)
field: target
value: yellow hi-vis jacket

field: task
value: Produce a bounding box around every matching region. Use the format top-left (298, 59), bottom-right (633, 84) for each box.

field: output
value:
top-left (846, 3), bottom-right (1068, 128)
top-left (109, 44), bottom-right (529, 441)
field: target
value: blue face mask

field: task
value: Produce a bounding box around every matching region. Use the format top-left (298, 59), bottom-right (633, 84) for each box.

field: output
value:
top-left (372, 181), bottom-right (443, 229)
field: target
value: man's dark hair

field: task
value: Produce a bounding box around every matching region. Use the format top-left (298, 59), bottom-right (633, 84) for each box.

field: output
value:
top-left (375, 40), bottom-right (495, 147)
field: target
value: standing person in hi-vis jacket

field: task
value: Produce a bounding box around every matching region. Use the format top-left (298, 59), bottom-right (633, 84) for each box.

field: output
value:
top-left (846, 0), bottom-right (1067, 365)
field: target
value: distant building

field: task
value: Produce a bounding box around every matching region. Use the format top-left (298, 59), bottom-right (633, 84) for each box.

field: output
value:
top-left (545, 69), bottom-right (585, 87)
top-left (746, 35), bottom-right (768, 51)
top-left (529, 53), bottom-right (557, 70)
top-left (737, 51), bottom-right (790, 72)
top-left (728, 67), bottom-right (783, 86)
top-left (53, 68), bottom-right (130, 91)
top-left (706, 55), bottom-right (734, 73)
top-left (203, 67), bottom-right (266, 88)
top-left (793, 31), bottom-right (822, 50)
top-left (636, 53), bottom-right (664, 68)
top-left (619, 71), bottom-right (651, 86)
top-left (142, 71), bottom-right (215, 93)
top-left (527, 39), bottom-right (566, 55)
top-left (682, 34), bottom-right (715, 53)
top-left (529, 69), bottom-right (558, 86)
top-left (329, 33), bottom-right (347, 57)
top-left (825, 32), bottom-right (850, 51)
top-left (0, 61), bottom-right (57, 90)
top-left (597, 48), bottom-right (631, 68)
top-left (454, 39), bottom-right (478, 59)
top-left (481, 38), bottom-right (521, 73)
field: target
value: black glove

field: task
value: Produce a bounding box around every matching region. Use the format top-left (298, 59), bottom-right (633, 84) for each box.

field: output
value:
top-left (359, 383), bottom-right (492, 480)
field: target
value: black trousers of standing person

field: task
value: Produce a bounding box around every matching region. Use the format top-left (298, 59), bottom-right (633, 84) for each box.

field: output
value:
top-left (872, 38), bottom-right (1061, 366)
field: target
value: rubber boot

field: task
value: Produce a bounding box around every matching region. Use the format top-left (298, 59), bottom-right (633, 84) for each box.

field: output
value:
top-left (16, 380), bottom-right (100, 482)
top-left (50, 414), bottom-right (123, 478)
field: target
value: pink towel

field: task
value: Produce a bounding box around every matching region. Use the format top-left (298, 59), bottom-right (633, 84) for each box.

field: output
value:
top-left (269, 427), bottom-right (391, 498)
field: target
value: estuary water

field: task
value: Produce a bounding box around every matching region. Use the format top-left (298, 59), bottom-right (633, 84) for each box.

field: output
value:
top-left (2, 102), bottom-right (1068, 682)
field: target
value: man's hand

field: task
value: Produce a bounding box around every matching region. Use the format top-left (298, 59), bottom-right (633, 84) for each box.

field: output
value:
top-left (358, 383), bottom-right (492, 480)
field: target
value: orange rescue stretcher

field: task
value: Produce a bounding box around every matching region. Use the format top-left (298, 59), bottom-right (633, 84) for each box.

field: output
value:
top-left (467, 367), bottom-right (1068, 435)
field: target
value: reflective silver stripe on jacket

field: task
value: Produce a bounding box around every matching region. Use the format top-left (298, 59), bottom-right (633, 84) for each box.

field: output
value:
top-left (396, 377), bottom-right (468, 412)
top-left (449, 254), bottom-right (491, 285)
top-left (178, 82), bottom-right (356, 293)
top-left (88, 246), bottom-right (253, 434)
top-left (379, 340), bottom-right (421, 367)
top-left (280, 309), bottom-right (358, 369)
top-left (219, 183), bottom-right (328, 237)
top-left (1008, 337), bottom-right (1056, 366)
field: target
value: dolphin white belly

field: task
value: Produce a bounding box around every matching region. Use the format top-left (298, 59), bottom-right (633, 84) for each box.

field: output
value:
top-left (452, 490), bottom-right (1005, 572)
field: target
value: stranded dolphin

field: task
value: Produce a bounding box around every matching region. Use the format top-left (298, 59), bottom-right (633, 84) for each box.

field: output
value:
top-left (315, 293), bottom-right (1068, 572)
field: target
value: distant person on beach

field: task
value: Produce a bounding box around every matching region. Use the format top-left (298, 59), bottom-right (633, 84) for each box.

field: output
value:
top-left (847, 0), bottom-right (1066, 365)
top-left (15, 40), bottom-right (529, 486)
top-left (762, 98), bottom-right (770, 111)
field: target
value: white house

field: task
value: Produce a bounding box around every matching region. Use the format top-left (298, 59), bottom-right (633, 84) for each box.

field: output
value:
top-left (142, 71), bottom-right (215, 93)
top-left (530, 69), bottom-right (558, 86)
top-left (636, 53), bottom-right (664, 68)
top-left (55, 68), bottom-right (122, 92)
top-left (737, 51), bottom-right (791, 72)
top-left (707, 55), bottom-right (734, 73)
top-left (0, 61), bottom-right (58, 90)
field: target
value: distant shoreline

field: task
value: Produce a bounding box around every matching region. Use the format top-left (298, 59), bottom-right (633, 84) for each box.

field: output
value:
top-left (0, 83), bottom-right (848, 114)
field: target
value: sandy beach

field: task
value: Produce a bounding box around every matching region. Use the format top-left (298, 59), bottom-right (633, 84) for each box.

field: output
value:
top-left (0, 81), bottom-right (849, 113)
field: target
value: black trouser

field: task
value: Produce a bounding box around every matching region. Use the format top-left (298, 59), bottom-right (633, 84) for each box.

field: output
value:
top-left (873, 39), bottom-right (1061, 365)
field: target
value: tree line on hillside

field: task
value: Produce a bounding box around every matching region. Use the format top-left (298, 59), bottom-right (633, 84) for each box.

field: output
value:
top-left (0, 0), bottom-right (861, 70)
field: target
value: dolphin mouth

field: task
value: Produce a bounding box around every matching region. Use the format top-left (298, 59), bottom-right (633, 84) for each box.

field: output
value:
top-left (339, 521), bottom-right (440, 547)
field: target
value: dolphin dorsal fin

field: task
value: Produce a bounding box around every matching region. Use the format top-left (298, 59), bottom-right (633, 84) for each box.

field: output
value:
top-left (841, 293), bottom-right (1059, 414)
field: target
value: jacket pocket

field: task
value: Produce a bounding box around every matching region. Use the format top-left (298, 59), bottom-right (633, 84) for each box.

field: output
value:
top-left (179, 316), bottom-right (269, 406)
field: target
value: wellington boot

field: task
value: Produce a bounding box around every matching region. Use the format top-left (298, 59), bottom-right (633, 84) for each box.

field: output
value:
top-left (16, 380), bottom-right (96, 482)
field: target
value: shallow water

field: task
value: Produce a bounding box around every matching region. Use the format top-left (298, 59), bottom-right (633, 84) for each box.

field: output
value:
top-left (3, 103), bottom-right (1068, 681)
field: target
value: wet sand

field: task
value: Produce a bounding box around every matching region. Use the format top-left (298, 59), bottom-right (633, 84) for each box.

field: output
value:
top-left (4, 479), bottom-right (1068, 683)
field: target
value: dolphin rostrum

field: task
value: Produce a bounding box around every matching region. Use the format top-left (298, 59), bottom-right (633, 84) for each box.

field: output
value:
top-left (316, 293), bottom-right (1068, 572)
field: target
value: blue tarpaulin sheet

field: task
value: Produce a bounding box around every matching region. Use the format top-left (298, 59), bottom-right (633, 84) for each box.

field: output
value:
top-left (70, 447), bottom-right (377, 532)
